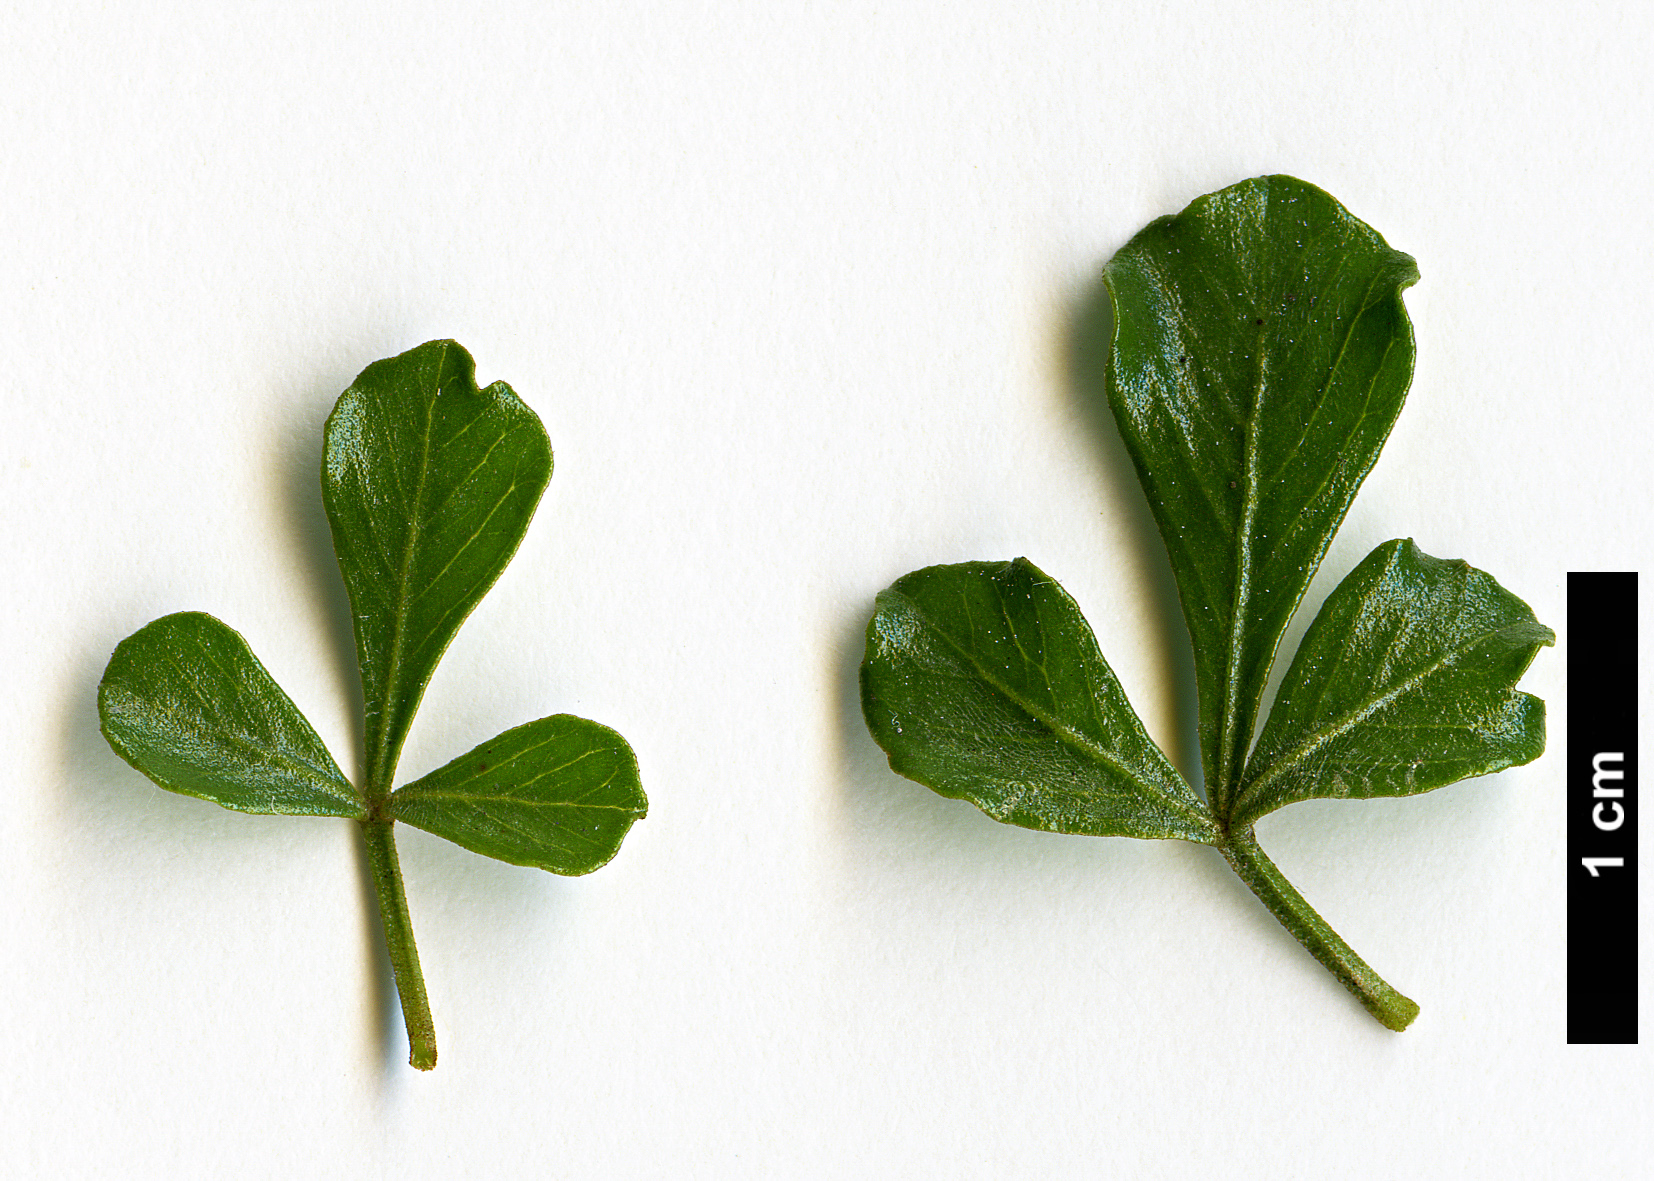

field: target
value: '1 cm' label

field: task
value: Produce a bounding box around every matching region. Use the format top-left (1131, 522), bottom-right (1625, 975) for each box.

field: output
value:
top-left (1580, 752), bottom-right (1626, 878)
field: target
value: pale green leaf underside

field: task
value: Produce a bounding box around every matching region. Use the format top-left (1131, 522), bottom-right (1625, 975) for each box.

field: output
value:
top-left (860, 559), bottom-right (1218, 843)
top-left (389, 715), bottom-right (647, 874)
top-left (1234, 539), bottom-right (1553, 827)
top-left (323, 339), bottom-right (553, 793)
top-left (98, 612), bottom-right (364, 818)
top-left (1102, 175), bottom-right (1420, 809)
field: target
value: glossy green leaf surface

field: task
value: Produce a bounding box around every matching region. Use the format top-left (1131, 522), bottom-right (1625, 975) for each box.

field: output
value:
top-left (1102, 175), bottom-right (1420, 809)
top-left (1234, 539), bottom-right (1553, 828)
top-left (861, 559), bottom-right (1219, 843)
top-left (861, 177), bottom-right (1550, 1030)
top-left (389, 716), bottom-right (647, 873)
top-left (323, 339), bottom-right (553, 798)
top-left (99, 612), bottom-right (364, 818)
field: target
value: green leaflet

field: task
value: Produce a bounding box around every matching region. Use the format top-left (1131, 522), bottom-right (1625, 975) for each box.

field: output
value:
top-left (390, 715), bottom-right (646, 874)
top-left (99, 612), bottom-right (363, 819)
top-left (861, 560), bottom-right (1217, 844)
top-left (98, 340), bottom-right (643, 1069)
top-left (323, 339), bottom-right (553, 798)
top-left (860, 177), bottom-right (1548, 1030)
top-left (1102, 175), bottom-right (1419, 812)
top-left (1233, 539), bottom-right (1553, 828)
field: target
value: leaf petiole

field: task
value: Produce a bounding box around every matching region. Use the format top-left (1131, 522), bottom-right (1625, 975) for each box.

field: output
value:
top-left (361, 818), bottom-right (438, 1069)
top-left (1219, 829), bottom-right (1418, 1031)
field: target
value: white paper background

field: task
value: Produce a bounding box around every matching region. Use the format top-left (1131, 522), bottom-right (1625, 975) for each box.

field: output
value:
top-left (2, 1), bottom-right (1648, 1176)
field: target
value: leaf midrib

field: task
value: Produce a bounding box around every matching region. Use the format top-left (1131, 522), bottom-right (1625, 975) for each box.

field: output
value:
top-left (127, 692), bottom-right (349, 796)
top-left (1218, 329), bottom-right (1265, 803)
top-left (370, 349), bottom-right (444, 796)
top-left (1215, 266), bottom-right (1392, 810)
top-left (396, 787), bottom-right (639, 812)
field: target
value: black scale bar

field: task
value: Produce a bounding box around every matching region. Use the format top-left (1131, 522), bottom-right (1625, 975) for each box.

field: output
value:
top-left (1567, 572), bottom-right (1637, 1044)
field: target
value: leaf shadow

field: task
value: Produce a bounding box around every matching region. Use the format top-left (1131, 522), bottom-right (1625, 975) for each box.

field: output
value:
top-left (60, 620), bottom-right (157, 822)
top-left (1061, 270), bottom-right (1204, 798)
top-left (268, 371), bottom-right (414, 1073)
top-left (270, 362), bottom-right (434, 1073)
top-left (54, 619), bottom-right (397, 1068)
top-left (825, 594), bottom-right (1228, 1001)
top-left (271, 376), bottom-right (365, 774)
top-left (67, 350), bottom-right (494, 1082)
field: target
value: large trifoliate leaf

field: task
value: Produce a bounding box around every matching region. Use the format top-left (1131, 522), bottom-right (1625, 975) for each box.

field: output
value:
top-left (860, 177), bottom-right (1549, 1031)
